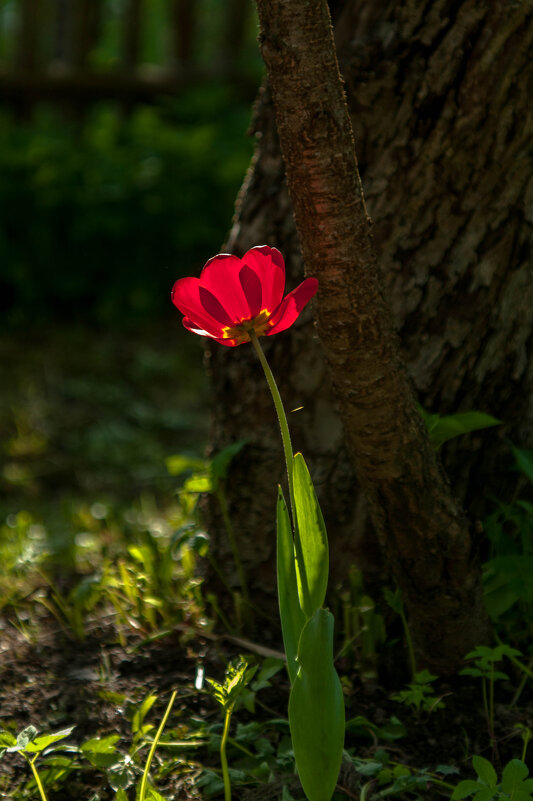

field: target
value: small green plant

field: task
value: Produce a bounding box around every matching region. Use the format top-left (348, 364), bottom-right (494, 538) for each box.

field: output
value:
top-left (0, 725), bottom-right (76, 801)
top-left (384, 586), bottom-right (417, 679)
top-left (483, 444), bottom-right (533, 637)
top-left (351, 749), bottom-right (459, 799)
top-left (0, 512), bottom-right (48, 615)
top-left (391, 669), bottom-right (446, 717)
top-left (345, 714), bottom-right (406, 746)
top-left (420, 407), bottom-right (501, 450)
top-left (450, 755), bottom-right (533, 800)
top-left (138, 690), bottom-right (177, 801)
top-left (460, 644), bottom-right (522, 743)
top-left (166, 441), bottom-right (250, 626)
top-left (35, 570), bottom-right (104, 641)
top-left (80, 691), bottom-right (193, 799)
top-left (236, 657), bottom-right (285, 713)
top-left (101, 517), bottom-right (207, 638)
top-left (338, 566), bottom-right (386, 681)
top-left (206, 657), bottom-right (258, 801)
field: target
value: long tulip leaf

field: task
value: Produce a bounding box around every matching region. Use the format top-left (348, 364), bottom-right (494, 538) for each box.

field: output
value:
top-left (277, 486), bottom-right (306, 684)
top-left (293, 452), bottom-right (328, 617)
top-left (289, 609), bottom-right (345, 801)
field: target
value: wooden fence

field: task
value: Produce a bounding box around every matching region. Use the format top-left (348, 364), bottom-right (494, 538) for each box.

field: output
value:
top-left (0, 0), bottom-right (256, 111)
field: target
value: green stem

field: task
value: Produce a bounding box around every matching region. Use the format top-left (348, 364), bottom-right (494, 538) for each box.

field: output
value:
top-left (489, 665), bottom-right (495, 740)
top-left (226, 735), bottom-right (256, 758)
top-left (481, 677), bottom-right (490, 735)
top-left (23, 755), bottom-right (48, 801)
top-left (249, 331), bottom-right (311, 613)
top-left (220, 705), bottom-right (233, 801)
top-left (249, 331), bottom-right (295, 511)
top-left (521, 728), bottom-right (531, 763)
top-left (400, 608), bottom-right (417, 680)
top-left (139, 690), bottom-right (177, 801)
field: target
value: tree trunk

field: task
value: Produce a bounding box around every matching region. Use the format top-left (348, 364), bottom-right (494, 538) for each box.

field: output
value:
top-left (205, 0), bottom-right (533, 673)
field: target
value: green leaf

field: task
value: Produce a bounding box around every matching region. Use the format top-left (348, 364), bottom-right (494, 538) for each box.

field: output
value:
top-left (0, 730), bottom-right (17, 759)
top-left (81, 735), bottom-right (121, 768)
top-left (451, 780), bottom-right (483, 799)
top-left (39, 755), bottom-right (76, 767)
top-left (24, 727), bottom-right (75, 753)
top-left (502, 759), bottom-right (529, 795)
top-left (132, 695), bottom-right (157, 734)
top-left (345, 715), bottom-right (406, 742)
top-left (288, 609), bottom-right (345, 801)
top-left (419, 407), bottom-right (441, 436)
top-left (512, 445), bottom-right (533, 484)
top-left (107, 757), bottom-right (137, 791)
top-left (421, 409), bottom-right (501, 450)
top-left (473, 788), bottom-right (498, 801)
top-left (277, 486), bottom-right (305, 685)
top-left (383, 586), bottom-right (403, 615)
top-left (143, 786), bottom-right (169, 801)
top-left (282, 787), bottom-right (298, 801)
top-left (514, 790), bottom-right (533, 801)
top-left (183, 473), bottom-right (212, 494)
top-left (435, 764), bottom-right (460, 776)
top-left (250, 657), bottom-right (284, 692)
top-left (16, 725), bottom-right (38, 751)
top-left (472, 755), bottom-right (498, 788)
top-left (206, 657), bottom-right (257, 711)
top-left (165, 453), bottom-right (205, 476)
top-left (210, 440), bottom-right (247, 482)
top-left (293, 453), bottom-right (329, 617)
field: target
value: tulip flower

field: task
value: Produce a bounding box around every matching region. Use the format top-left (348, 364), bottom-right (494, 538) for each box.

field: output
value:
top-left (171, 245), bottom-right (318, 346)
top-left (170, 245), bottom-right (343, 801)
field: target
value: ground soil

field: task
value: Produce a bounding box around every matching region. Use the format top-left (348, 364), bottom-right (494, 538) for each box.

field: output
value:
top-left (2, 611), bottom-right (532, 801)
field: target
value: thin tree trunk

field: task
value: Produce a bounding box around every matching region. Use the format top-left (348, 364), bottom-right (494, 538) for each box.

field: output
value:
top-left (250, 0), bottom-right (490, 673)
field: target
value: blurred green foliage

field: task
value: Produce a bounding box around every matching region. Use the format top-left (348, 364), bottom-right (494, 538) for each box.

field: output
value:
top-left (0, 85), bottom-right (254, 327)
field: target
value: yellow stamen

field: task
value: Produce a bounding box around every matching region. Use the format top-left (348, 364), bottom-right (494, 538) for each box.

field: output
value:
top-left (222, 309), bottom-right (272, 343)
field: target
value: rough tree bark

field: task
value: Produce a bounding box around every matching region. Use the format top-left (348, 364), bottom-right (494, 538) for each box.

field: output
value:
top-left (205, 0), bottom-right (533, 673)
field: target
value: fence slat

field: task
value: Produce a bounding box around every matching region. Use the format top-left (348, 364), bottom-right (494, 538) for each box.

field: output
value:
top-left (170, 0), bottom-right (195, 72)
top-left (123, 0), bottom-right (142, 72)
top-left (16, 0), bottom-right (42, 73)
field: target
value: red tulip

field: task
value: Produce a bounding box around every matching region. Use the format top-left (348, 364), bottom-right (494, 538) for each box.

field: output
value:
top-left (171, 246), bottom-right (318, 346)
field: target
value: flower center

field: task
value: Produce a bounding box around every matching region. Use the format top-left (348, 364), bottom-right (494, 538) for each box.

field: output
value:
top-left (222, 309), bottom-right (272, 343)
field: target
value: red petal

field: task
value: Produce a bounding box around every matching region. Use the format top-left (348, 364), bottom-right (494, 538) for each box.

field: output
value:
top-left (182, 317), bottom-right (219, 338)
top-left (241, 246), bottom-right (285, 312)
top-left (182, 318), bottom-right (242, 347)
top-left (200, 254), bottom-right (253, 323)
top-left (199, 287), bottom-right (234, 325)
top-left (267, 277), bottom-right (318, 336)
top-left (172, 277), bottom-right (225, 337)
top-left (212, 336), bottom-right (242, 347)
top-left (239, 265), bottom-right (263, 317)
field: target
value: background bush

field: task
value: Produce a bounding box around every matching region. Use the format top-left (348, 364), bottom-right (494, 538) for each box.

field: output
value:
top-left (0, 85), bottom-right (254, 327)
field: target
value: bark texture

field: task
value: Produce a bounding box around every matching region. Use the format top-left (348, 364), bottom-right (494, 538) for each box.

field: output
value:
top-left (205, 0), bottom-right (533, 672)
